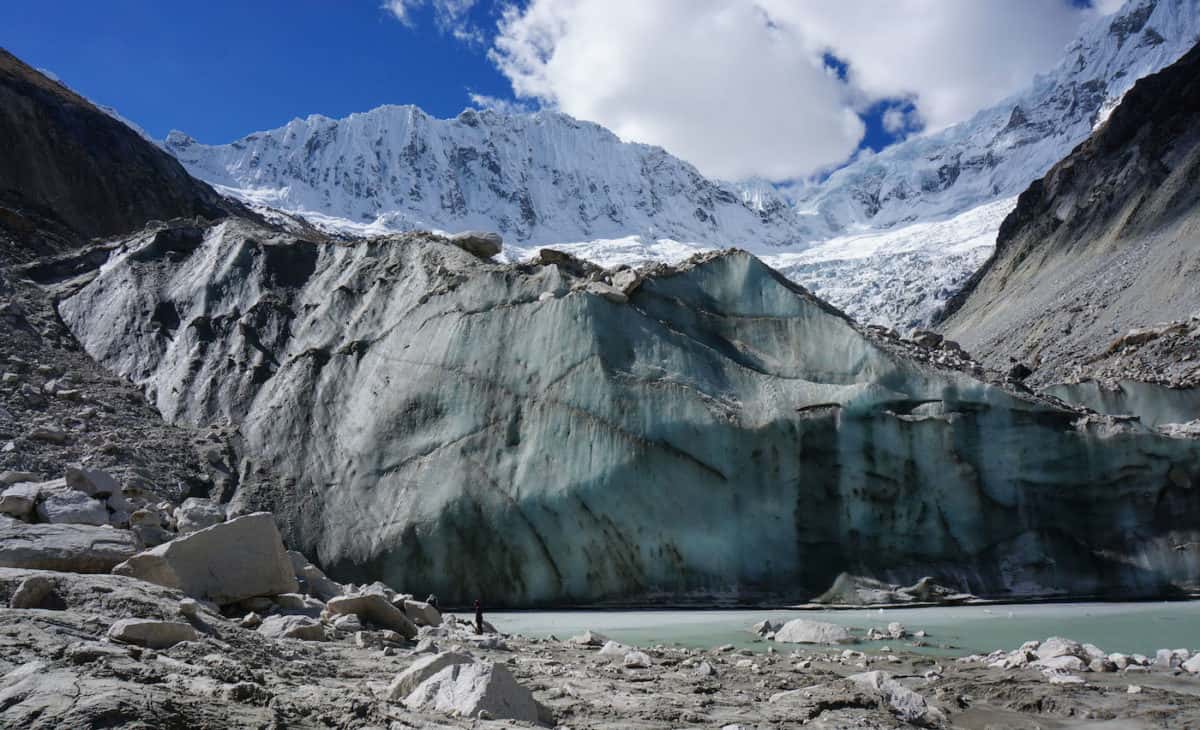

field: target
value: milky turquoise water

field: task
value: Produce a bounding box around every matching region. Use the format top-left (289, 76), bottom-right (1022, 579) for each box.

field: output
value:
top-left (487, 602), bottom-right (1200, 657)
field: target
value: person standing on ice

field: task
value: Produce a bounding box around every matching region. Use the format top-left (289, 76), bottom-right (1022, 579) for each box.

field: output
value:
top-left (474, 599), bottom-right (484, 634)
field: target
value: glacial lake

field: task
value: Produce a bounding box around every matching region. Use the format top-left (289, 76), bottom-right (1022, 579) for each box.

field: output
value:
top-left (487, 602), bottom-right (1200, 657)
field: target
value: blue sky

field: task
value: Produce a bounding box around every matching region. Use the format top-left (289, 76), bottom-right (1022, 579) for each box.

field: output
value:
top-left (0, 1), bottom-right (514, 143)
top-left (0, 0), bottom-right (1115, 180)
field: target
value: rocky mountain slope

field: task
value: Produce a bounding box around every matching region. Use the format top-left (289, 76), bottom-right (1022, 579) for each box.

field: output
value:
top-left (938, 41), bottom-right (1200, 404)
top-left (163, 105), bottom-right (800, 249)
top-left (59, 215), bottom-right (1200, 605)
top-left (0, 49), bottom-right (232, 264)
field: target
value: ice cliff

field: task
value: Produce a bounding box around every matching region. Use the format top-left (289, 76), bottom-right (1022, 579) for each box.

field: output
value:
top-left (59, 219), bottom-right (1200, 605)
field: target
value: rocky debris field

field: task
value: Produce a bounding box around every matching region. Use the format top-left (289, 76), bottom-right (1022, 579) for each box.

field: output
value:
top-left (0, 242), bottom-right (264, 505)
top-left (1075, 315), bottom-right (1200, 389)
top-left (5, 541), bottom-right (1200, 729)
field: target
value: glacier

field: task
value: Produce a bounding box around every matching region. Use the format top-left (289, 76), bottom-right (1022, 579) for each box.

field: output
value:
top-left (59, 218), bottom-right (1200, 605)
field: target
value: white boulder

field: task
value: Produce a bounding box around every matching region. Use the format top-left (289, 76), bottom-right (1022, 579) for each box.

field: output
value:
top-left (623, 651), bottom-right (652, 668)
top-left (173, 498), bottom-right (225, 533)
top-left (326, 593), bottom-right (417, 639)
top-left (1036, 637), bottom-right (1083, 661)
top-left (0, 523), bottom-right (139, 572)
top-left (773, 619), bottom-right (856, 645)
top-left (403, 660), bottom-right (549, 724)
top-left (36, 490), bottom-right (107, 526)
top-left (112, 512), bottom-right (297, 604)
top-left (387, 651), bottom-right (475, 700)
top-left (107, 619), bottom-right (197, 649)
top-left (257, 614), bottom-right (326, 641)
top-left (402, 599), bottom-right (441, 627)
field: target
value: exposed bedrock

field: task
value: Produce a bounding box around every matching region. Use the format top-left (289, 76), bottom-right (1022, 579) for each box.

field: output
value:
top-left (60, 219), bottom-right (1200, 605)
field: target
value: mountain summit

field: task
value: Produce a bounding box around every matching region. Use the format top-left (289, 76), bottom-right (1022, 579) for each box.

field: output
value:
top-left (164, 105), bottom-right (800, 249)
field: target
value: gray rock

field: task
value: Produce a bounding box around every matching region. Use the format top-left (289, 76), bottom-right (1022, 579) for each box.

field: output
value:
top-left (257, 614), bottom-right (325, 641)
top-left (402, 599), bottom-right (442, 627)
top-left (9, 575), bottom-right (56, 608)
top-left (0, 471), bottom-right (38, 486)
top-left (623, 651), bottom-right (652, 668)
top-left (64, 467), bottom-right (119, 497)
top-left (107, 618), bottom-right (197, 649)
top-left (569, 630), bottom-right (609, 647)
top-left (0, 482), bottom-right (40, 519)
top-left (0, 523), bottom-right (140, 572)
top-left (773, 619), bottom-right (857, 645)
top-left (1038, 655), bottom-right (1087, 672)
top-left (28, 426), bottom-right (67, 443)
top-left (173, 497), bottom-right (225, 533)
top-left (1183, 653), bottom-right (1200, 674)
top-left (131, 524), bottom-right (174, 549)
top-left (402, 660), bottom-right (549, 724)
top-left (1037, 637), bottom-right (1084, 661)
top-left (848, 670), bottom-right (944, 726)
top-left (128, 508), bottom-right (161, 528)
top-left (387, 651), bottom-right (474, 700)
top-left (326, 593), bottom-right (417, 639)
top-left (36, 490), bottom-right (108, 526)
top-left (447, 230), bottom-right (502, 258)
top-left (331, 613), bottom-right (363, 632)
top-left (112, 512), bottom-right (297, 604)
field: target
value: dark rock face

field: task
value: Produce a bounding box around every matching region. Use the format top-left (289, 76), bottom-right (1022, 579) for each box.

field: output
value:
top-left (939, 41), bottom-right (1200, 392)
top-left (0, 49), bottom-right (231, 262)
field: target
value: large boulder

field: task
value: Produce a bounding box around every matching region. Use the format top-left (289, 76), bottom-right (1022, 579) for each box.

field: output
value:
top-left (848, 670), bottom-right (944, 726)
top-left (1036, 637), bottom-right (1084, 661)
top-left (0, 524), bottom-right (139, 573)
top-left (773, 619), bottom-right (857, 645)
top-left (286, 551), bottom-right (344, 602)
top-left (325, 593), bottom-right (417, 639)
top-left (64, 467), bottom-right (119, 498)
top-left (403, 661), bottom-right (549, 724)
top-left (36, 490), bottom-right (108, 526)
top-left (257, 614), bottom-right (326, 641)
top-left (447, 230), bottom-right (502, 258)
top-left (112, 512), bottom-right (297, 604)
top-left (173, 498), bottom-right (225, 533)
top-left (387, 652), bottom-right (474, 700)
top-left (107, 618), bottom-right (197, 649)
top-left (402, 599), bottom-right (441, 628)
top-left (0, 483), bottom-right (40, 519)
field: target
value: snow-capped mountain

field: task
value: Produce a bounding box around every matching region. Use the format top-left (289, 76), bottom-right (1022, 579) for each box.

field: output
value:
top-left (161, 0), bottom-right (1200, 331)
top-left (796, 0), bottom-right (1200, 238)
top-left (164, 106), bottom-right (800, 249)
top-left (782, 0), bottom-right (1200, 328)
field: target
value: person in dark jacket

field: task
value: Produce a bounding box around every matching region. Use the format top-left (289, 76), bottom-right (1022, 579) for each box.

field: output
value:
top-left (474, 599), bottom-right (483, 634)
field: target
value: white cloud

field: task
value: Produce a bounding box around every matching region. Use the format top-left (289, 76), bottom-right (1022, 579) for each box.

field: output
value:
top-left (492, 0), bottom-right (864, 181)
top-left (489, 0), bottom-right (1107, 181)
top-left (881, 107), bottom-right (916, 135)
top-left (467, 92), bottom-right (533, 115)
top-left (382, 0), bottom-right (478, 35)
